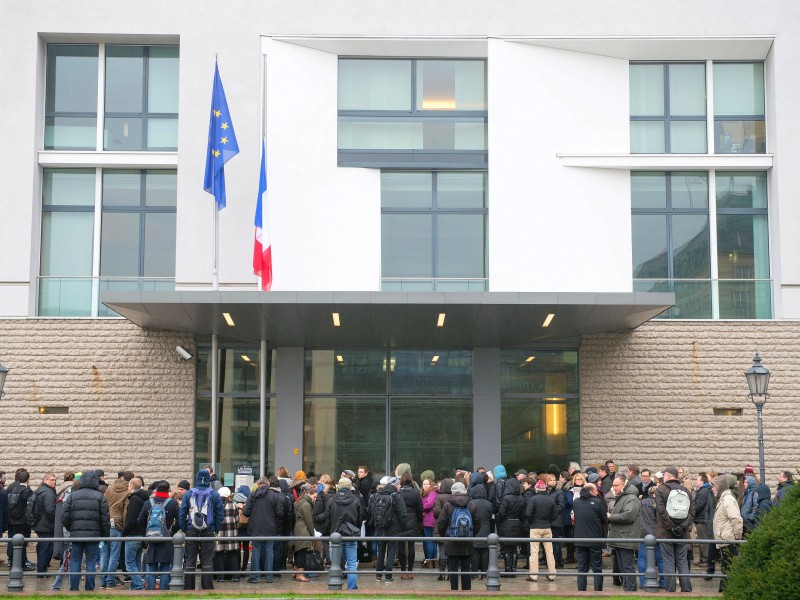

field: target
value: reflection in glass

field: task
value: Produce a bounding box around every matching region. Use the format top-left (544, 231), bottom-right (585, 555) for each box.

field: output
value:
top-left (716, 214), bottom-right (769, 280)
top-left (196, 347), bottom-right (273, 394)
top-left (304, 397), bottom-right (387, 477)
top-left (437, 214), bottom-right (485, 278)
top-left (501, 397), bottom-right (579, 474)
top-left (714, 120), bottom-right (765, 154)
top-left (672, 215), bottom-right (710, 279)
top-left (390, 350), bottom-right (472, 395)
top-left (499, 350), bottom-right (579, 395)
top-left (104, 117), bottom-right (143, 151)
top-left (415, 60), bottom-right (486, 111)
top-left (718, 280), bottom-right (772, 319)
top-left (43, 169), bottom-right (96, 206)
top-left (304, 350), bottom-right (387, 395)
top-left (338, 59), bottom-right (411, 111)
top-left (100, 213), bottom-right (139, 276)
top-left (631, 172), bottom-right (667, 209)
top-left (381, 214), bottom-right (433, 277)
top-left (716, 172), bottom-right (767, 209)
top-left (670, 173), bottom-right (708, 209)
top-left (632, 214), bottom-right (668, 278)
top-left (391, 397), bottom-right (473, 482)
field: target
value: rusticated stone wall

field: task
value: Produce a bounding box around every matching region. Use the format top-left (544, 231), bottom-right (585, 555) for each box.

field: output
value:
top-left (0, 319), bottom-right (196, 486)
top-left (580, 321), bottom-right (800, 484)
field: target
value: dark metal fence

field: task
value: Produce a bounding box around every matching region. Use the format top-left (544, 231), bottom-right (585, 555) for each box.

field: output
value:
top-left (3, 532), bottom-right (743, 593)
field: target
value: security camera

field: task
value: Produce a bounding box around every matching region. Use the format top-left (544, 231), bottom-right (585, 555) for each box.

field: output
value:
top-left (176, 346), bottom-right (192, 360)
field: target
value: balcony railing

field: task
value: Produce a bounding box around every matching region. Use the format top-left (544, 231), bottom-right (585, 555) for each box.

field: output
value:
top-left (36, 276), bottom-right (175, 317)
top-left (381, 277), bottom-right (489, 292)
top-left (633, 278), bottom-right (772, 319)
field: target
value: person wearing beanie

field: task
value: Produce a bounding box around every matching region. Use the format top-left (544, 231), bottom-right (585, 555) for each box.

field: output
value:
top-left (496, 477), bottom-right (525, 577)
top-left (711, 474), bottom-right (742, 593)
top-left (326, 477), bottom-right (365, 590)
top-left (491, 465), bottom-right (509, 514)
top-left (397, 471), bottom-right (422, 579)
top-left (137, 481), bottom-right (178, 591)
top-left (420, 474), bottom-right (439, 568)
top-left (369, 474), bottom-right (406, 583)
top-left (179, 469), bottom-right (224, 591)
top-left (587, 472), bottom-right (600, 484)
top-left (524, 479), bottom-right (557, 582)
top-left (213, 487), bottom-right (239, 583)
top-left (607, 473), bottom-right (641, 592)
top-left (292, 479), bottom-right (318, 582)
top-left (655, 467), bottom-right (694, 593)
top-left (436, 480), bottom-right (479, 590)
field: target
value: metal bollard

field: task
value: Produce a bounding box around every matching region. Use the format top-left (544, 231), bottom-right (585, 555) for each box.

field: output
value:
top-left (485, 533), bottom-right (501, 592)
top-left (328, 533), bottom-right (343, 590)
top-left (7, 534), bottom-right (25, 592)
top-left (169, 532), bottom-right (186, 591)
top-left (643, 534), bottom-right (659, 593)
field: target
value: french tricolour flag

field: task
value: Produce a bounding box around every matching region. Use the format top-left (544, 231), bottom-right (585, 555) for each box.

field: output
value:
top-left (253, 139), bottom-right (272, 291)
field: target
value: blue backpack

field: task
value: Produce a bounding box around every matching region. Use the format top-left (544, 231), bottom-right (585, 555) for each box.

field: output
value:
top-left (147, 498), bottom-right (172, 537)
top-left (448, 505), bottom-right (473, 538)
top-left (188, 489), bottom-right (213, 531)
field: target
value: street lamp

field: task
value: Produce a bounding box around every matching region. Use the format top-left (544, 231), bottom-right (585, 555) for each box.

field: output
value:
top-left (744, 352), bottom-right (770, 483)
top-left (0, 363), bottom-right (8, 399)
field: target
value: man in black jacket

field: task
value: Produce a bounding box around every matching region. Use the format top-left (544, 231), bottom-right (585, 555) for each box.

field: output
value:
top-left (693, 473), bottom-right (713, 569)
top-left (655, 467), bottom-right (694, 593)
top-left (369, 476), bottom-right (407, 583)
top-left (62, 470), bottom-right (111, 591)
top-left (6, 469), bottom-right (34, 571)
top-left (30, 472), bottom-right (58, 576)
top-left (572, 482), bottom-right (606, 592)
top-left (326, 477), bottom-right (365, 590)
top-left (436, 481), bottom-right (480, 591)
top-left (243, 477), bottom-right (281, 583)
top-left (525, 479), bottom-right (557, 582)
top-left (122, 478), bottom-right (149, 590)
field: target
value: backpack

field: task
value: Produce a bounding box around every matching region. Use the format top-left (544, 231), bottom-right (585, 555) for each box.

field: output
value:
top-left (8, 488), bottom-right (29, 521)
top-left (371, 493), bottom-right (394, 529)
top-left (666, 487), bottom-right (691, 521)
top-left (26, 491), bottom-right (41, 527)
top-left (146, 498), bottom-right (172, 537)
top-left (188, 489), bottom-right (212, 531)
top-left (448, 505), bottom-right (474, 538)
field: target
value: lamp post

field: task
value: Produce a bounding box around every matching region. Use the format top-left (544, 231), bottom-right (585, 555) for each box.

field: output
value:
top-left (0, 363), bottom-right (8, 399)
top-left (744, 352), bottom-right (770, 483)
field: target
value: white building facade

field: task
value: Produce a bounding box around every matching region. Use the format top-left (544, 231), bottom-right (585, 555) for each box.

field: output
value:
top-left (1, 0), bottom-right (798, 484)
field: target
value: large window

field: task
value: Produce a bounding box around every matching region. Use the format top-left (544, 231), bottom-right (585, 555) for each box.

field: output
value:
top-left (630, 61), bottom-right (765, 155)
top-left (338, 58), bottom-right (487, 166)
top-left (500, 350), bottom-right (580, 474)
top-left (38, 168), bottom-right (177, 317)
top-left (303, 349), bottom-right (473, 481)
top-left (195, 346), bottom-right (276, 480)
top-left (381, 171), bottom-right (487, 291)
top-left (45, 44), bottom-right (179, 151)
top-left (632, 171), bottom-right (771, 319)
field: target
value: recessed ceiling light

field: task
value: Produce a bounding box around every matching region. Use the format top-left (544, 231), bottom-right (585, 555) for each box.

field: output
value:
top-left (437, 313), bottom-right (446, 327)
top-left (332, 312), bottom-right (341, 327)
top-left (542, 313), bottom-right (555, 328)
top-left (526, 356), bottom-right (535, 362)
top-left (241, 355), bottom-right (251, 362)
top-left (222, 312), bottom-right (235, 327)
top-left (336, 355), bottom-right (344, 363)
top-left (431, 355), bottom-right (440, 363)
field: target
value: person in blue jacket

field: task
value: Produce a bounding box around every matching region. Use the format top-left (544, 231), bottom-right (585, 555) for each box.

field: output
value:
top-left (179, 469), bottom-right (224, 590)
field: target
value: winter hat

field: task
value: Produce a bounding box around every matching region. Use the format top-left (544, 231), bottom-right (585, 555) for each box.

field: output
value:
top-left (379, 476), bottom-right (390, 485)
top-left (493, 464), bottom-right (508, 480)
top-left (237, 484), bottom-right (251, 497)
top-left (470, 472), bottom-right (484, 488)
top-left (338, 477), bottom-right (353, 490)
top-left (293, 470), bottom-right (307, 482)
top-left (535, 480), bottom-right (547, 492)
top-left (585, 466), bottom-right (597, 475)
top-left (569, 462), bottom-right (581, 473)
top-left (451, 482), bottom-right (467, 494)
top-left (712, 474), bottom-right (731, 491)
top-left (456, 465), bottom-right (469, 473)
top-left (387, 476), bottom-right (400, 487)
top-left (587, 473), bottom-right (600, 484)
top-left (515, 469), bottom-right (528, 477)
top-left (420, 470), bottom-right (436, 484)
top-left (744, 465), bottom-right (755, 475)
top-left (664, 467), bottom-right (679, 479)
top-left (233, 492), bottom-right (248, 503)
top-left (178, 480), bottom-right (191, 491)
top-left (395, 463), bottom-right (412, 477)
top-left (342, 469), bottom-right (356, 479)
top-left (219, 487), bottom-right (231, 498)
top-left (195, 469), bottom-right (211, 487)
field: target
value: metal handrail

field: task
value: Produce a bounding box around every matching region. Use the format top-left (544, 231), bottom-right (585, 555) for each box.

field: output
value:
top-left (4, 532), bottom-right (742, 593)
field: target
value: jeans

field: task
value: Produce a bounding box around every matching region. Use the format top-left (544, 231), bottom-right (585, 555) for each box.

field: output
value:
top-left (272, 540), bottom-right (284, 574)
top-left (422, 526), bottom-right (437, 560)
top-left (125, 540), bottom-right (144, 590)
top-left (69, 541), bottom-right (99, 591)
top-left (575, 545), bottom-right (603, 591)
top-left (613, 547), bottom-right (637, 591)
top-left (398, 537), bottom-right (415, 571)
top-left (250, 541), bottom-right (274, 582)
top-left (35, 531), bottom-right (54, 574)
top-left (99, 527), bottom-right (122, 585)
top-left (51, 543), bottom-right (71, 591)
top-left (447, 554), bottom-right (472, 590)
top-left (661, 541), bottom-right (692, 592)
top-left (637, 541), bottom-right (665, 588)
top-left (342, 540), bottom-right (358, 590)
top-left (551, 526), bottom-right (564, 565)
top-left (184, 529), bottom-right (215, 590)
top-left (376, 539), bottom-right (398, 580)
top-left (146, 561), bottom-right (171, 591)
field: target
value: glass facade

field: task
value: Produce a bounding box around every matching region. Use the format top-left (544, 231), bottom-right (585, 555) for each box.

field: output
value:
top-left (713, 63), bottom-right (765, 154)
top-left (632, 171), bottom-right (771, 319)
top-left (194, 346), bottom-right (276, 480)
top-left (381, 171), bottom-right (488, 291)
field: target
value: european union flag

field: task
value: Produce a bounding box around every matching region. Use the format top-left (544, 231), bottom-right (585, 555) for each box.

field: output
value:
top-left (204, 61), bottom-right (239, 210)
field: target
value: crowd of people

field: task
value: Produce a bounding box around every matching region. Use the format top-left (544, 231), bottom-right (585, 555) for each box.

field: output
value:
top-left (0, 460), bottom-right (794, 593)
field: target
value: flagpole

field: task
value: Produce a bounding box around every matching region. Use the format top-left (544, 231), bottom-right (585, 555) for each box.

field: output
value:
top-left (213, 206), bottom-right (219, 290)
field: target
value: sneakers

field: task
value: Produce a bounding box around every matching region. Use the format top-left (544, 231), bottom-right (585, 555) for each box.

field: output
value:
top-left (375, 576), bottom-right (382, 582)
top-left (384, 578), bottom-right (395, 584)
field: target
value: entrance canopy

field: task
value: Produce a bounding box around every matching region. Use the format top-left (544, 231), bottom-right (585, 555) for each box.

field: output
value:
top-left (102, 290), bottom-right (673, 348)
